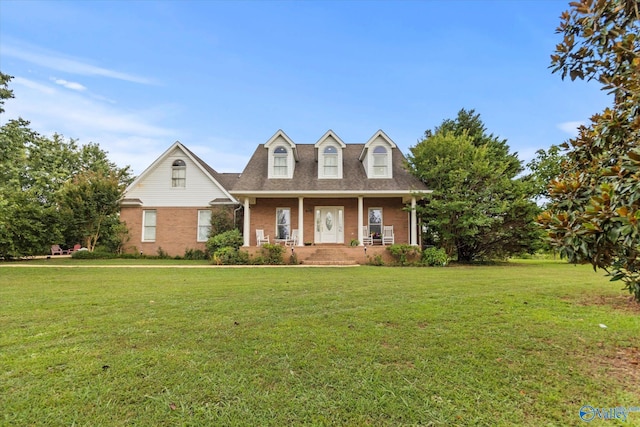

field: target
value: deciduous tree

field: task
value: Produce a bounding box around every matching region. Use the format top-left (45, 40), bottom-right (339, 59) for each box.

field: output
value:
top-left (0, 73), bottom-right (133, 258)
top-left (407, 110), bottom-right (540, 262)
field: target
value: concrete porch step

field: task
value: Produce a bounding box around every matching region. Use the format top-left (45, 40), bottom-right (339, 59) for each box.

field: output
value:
top-left (302, 247), bottom-right (358, 265)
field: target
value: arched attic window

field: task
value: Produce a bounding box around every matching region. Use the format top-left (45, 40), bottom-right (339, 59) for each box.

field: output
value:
top-left (372, 146), bottom-right (388, 177)
top-left (273, 146), bottom-right (288, 177)
top-left (323, 146), bottom-right (338, 177)
top-left (172, 159), bottom-right (186, 188)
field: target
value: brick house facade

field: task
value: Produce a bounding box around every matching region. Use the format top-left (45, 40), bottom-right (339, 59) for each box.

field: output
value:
top-left (119, 130), bottom-right (430, 257)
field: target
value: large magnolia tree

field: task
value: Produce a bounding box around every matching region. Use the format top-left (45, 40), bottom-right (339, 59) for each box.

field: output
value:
top-left (538, 0), bottom-right (640, 301)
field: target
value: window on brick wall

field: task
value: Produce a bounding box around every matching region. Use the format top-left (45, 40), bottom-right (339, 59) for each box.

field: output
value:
top-left (276, 208), bottom-right (290, 240)
top-left (197, 210), bottom-right (212, 242)
top-left (143, 210), bottom-right (157, 241)
top-left (368, 207), bottom-right (382, 238)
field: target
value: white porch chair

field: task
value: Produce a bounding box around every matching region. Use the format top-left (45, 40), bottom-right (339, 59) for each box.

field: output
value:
top-left (286, 229), bottom-right (299, 246)
top-left (256, 229), bottom-right (270, 246)
top-left (362, 226), bottom-right (373, 245)
top-left (382, 225), bottom-right (394, 245)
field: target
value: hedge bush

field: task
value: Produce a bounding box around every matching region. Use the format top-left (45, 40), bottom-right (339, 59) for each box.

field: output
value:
top-left (422, 247), bottom-right (449, 266)
top-left (206, 229), bottom-right (243, 254)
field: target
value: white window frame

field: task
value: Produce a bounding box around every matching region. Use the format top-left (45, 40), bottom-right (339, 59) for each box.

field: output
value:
top-left (172, 159), bottom-right (186, 188)
top-left (197, 210), bottom-right (212, 242)
top-left (273, 146), bottom-right (288, 177)
top-left (320, 145), bottom-right (340, 178)
top-left (142, 210), bottom-right (157, 242)
top-left (276, 207), bottom-right (291, 240)
top-left (368, 207), bottom-right (383, 238)
top-left (372, 146), bottom-right (389, 177)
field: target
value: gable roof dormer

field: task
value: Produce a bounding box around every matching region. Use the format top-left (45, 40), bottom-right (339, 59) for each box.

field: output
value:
top-left (359, 130), bottom-right (397, 179)
top-left (264, 129), bottom-right (298, 179)
top-left (314, 130), bottom-right (346, 179)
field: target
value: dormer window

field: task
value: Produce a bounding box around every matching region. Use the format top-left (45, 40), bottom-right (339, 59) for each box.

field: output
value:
top-left (372, 146), bottom-right (388, 177)
top-left (323, 146), bottom-right (338, 177)
top-left (273, 146), bottom-right (288, 177)
top-left (315, 131), bottom-right (345, 179)
top-left (172, 159), bottom-right (186, 187)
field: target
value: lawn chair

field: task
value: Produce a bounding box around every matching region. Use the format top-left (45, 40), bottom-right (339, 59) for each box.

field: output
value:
top-left (51, 245), bottom-right (69, 255)
top-left (69, 244), bottom-right (82, 253)
top-left (362, 226), bottom-right (373, 245)
top-left (256, 229), bottom-right (270, 246)
top-left (382, 225), bottom-right (394, 245)
top-left (286, 229), bottom-right (299, 247)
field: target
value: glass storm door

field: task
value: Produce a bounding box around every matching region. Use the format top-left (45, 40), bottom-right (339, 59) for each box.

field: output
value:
top-left (315, 207), bottom-right (344, 244)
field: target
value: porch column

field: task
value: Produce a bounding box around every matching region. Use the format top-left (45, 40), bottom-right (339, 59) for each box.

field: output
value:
top-left (297, 196), bottom-right (304, 246)
top-left (243, 197), bottom-right (250, 247)
top-left (358, 196), bottom-right (364, 246)
top-left (410, 196), bottom-right (417, 246)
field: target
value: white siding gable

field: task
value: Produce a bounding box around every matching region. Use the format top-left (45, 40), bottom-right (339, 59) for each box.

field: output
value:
top-left (125, 145), bottom-right (231, 207)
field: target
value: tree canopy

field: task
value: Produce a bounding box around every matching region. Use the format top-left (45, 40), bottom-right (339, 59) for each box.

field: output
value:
top-left (0, 73), bottom-right (133, 258)
top-left (538, 0), bottom-right (640, 301)
top-left (407, 109), bottom-right (541, 262)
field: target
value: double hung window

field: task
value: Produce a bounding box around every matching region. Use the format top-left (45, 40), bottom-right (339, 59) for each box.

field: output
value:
top-left (143, 210), bottom-right (157, 241)
top-left (273, 146), bottom-right (288, 177)
top-left (197, 210), bottom-right (212, 242)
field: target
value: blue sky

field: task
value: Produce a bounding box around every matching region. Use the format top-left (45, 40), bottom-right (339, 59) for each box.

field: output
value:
top-left (0, 0), bottom-right (611, 175)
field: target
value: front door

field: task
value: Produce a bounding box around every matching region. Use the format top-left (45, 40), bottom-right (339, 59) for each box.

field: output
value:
top-left (315, 207), bottom-right (344, 244)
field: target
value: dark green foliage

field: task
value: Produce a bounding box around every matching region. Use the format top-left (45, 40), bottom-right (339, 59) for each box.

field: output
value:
top-left (367, 254), bottom-right (385, 266)
top-left (184, 248), bottom-right (207, 260)
top-left (386, 244), bottom-right (421, 266)
top-left (408, 109), bottom-right (540, 262)
top-left (0, 72), bottom-right (14, 113)
top-left (156, 247), bottom-right (171, 259)
top-left (0, 75), bottom-right (132, 257)
top-left (540, 0), bottom-right (640, 301)
top-left (524, 145), bottom-right (567, 202)
top-left (206, 229), bottom-right (243, 254)
top-left (71, 250), bottom-right (116, 259)
top-left (421, 247), bottom-right (449, 267)
top-left (209, 206), bottom-right (238, 237)
top-left (206, 229), bottom-right (247, 265)
top-left (212, 247), bottom-right (250, 265)
top-left (257, 243), bottom-right (285, 265)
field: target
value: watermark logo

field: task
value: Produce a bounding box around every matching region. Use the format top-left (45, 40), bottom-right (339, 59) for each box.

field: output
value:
top-left (579, 405), bottom-right (640, 422)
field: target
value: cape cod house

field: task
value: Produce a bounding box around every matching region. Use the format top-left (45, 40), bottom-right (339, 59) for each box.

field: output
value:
top-left (119, 130), bottom-right (430, 260)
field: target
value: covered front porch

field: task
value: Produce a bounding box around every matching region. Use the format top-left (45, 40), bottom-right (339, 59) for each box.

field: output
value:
top-left (239, 194), bottom-right (421, 248)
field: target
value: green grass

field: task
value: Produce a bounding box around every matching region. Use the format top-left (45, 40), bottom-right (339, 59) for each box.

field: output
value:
top-left (1, 260), bottom-right (638, 426)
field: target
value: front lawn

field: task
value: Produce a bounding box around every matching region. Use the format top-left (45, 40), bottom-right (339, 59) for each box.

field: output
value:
top-left (1, 261), bottom-right (638, 426)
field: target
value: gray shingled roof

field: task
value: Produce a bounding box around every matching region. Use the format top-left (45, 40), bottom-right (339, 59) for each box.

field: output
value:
top-left (182, 145), bottom-right (241, 190)
top-left (231, 144), bottom-right (429, 194)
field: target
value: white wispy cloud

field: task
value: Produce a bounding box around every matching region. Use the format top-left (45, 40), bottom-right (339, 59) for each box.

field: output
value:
top-left (2, 76), bottom-right (177, 174)
top-left (52, 78), bottom-right (86, 91)
top-left (1, 42), bottom-right (155, 85)
top-left (188, 143), bottom-right (250, 173)
top-left (557, 121), bottom-right (585, 137)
